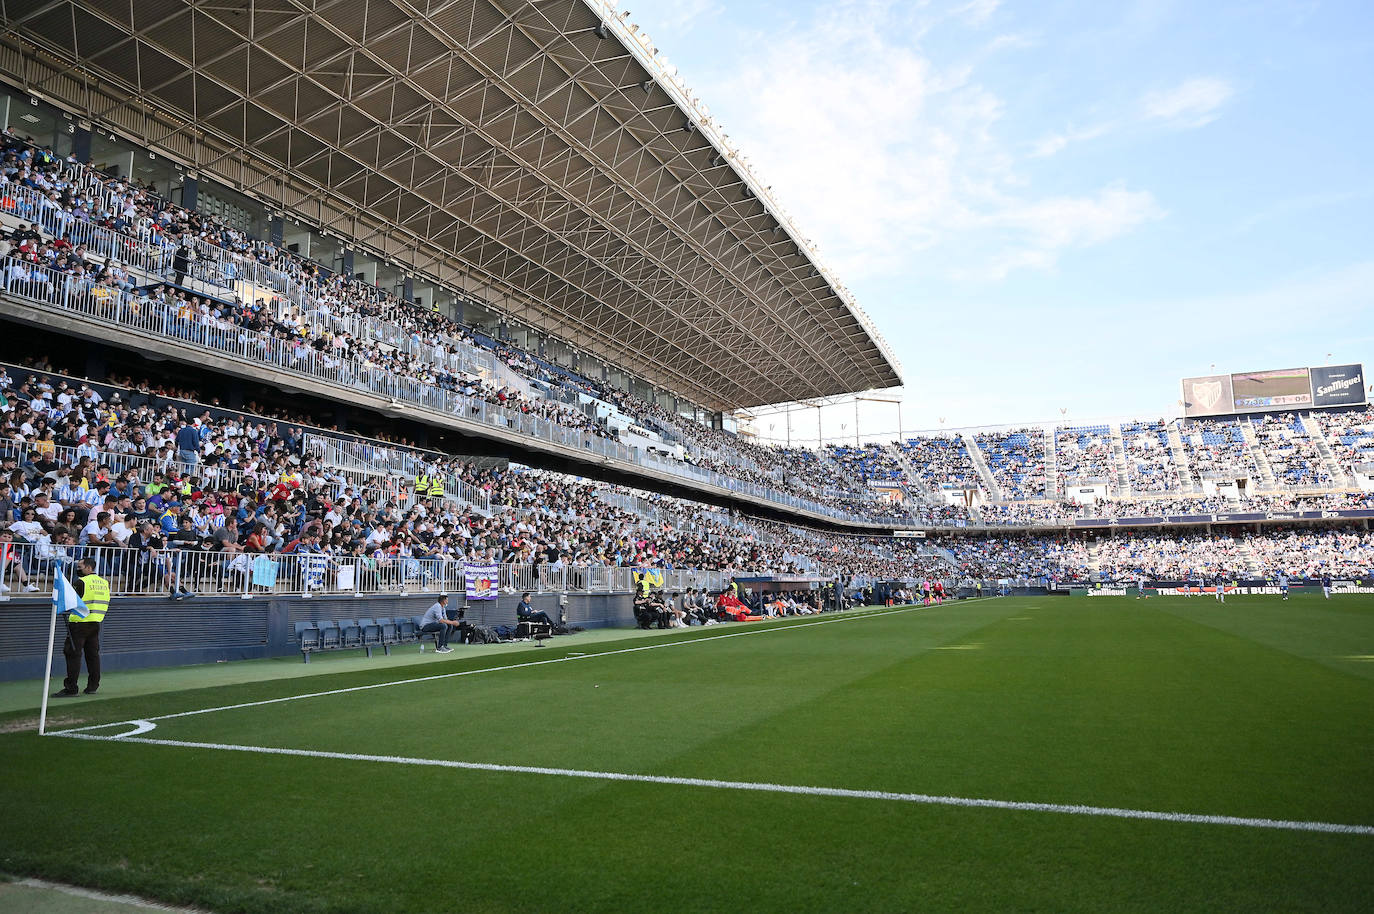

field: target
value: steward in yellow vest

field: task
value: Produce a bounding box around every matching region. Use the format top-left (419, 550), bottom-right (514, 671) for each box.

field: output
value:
top-left (55, 557), bottom-right (110, 697)
top-left (428, 476), bottom-right (443, 499)
top-left (415, 474), bottom-right (430, 502)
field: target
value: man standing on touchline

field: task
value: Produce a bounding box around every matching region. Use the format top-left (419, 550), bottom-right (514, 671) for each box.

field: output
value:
top-left (53, 556), bottom-right (111, 697)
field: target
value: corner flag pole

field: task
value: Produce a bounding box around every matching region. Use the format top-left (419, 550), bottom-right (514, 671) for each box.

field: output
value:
top-left (38, 559), bottom-right (62, 736)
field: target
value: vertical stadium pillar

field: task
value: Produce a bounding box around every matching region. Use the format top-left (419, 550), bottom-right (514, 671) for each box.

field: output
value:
top-left (341, 249), bottom-right (355, 279)
top-left (84, 350), bottom-right (106, 383)
top-left (181, 176), bottom-right (198, 211)
top-left (403, 276), bottom-right (414, 304)
top-left (269, 216), bottom-right (284, 247)
top-left (71, 125), bottom-right (91, 163)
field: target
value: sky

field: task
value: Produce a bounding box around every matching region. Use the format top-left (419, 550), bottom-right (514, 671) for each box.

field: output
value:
top-left (612, 0), bottom-right (1374, 444)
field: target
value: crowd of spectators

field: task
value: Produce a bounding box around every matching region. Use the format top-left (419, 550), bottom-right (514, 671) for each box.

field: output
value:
top-left (1316, 407), bottom-right (1374, 474)
top-left (1054, 424), bottom-right (1115, 489)
top-left (1249, 413), bottom-right (1333, 488)
top-left (1093, 532), bottom-right (1254, 580)
top-left (1, 128), bottom-right (915, 521)
top-left (6, 129), bottom-right (1374, 566)
top-left (0, 367), bottom-right (948, 598)
top-left (899, 435), bottom-right (985, 495)
top-left (974, 428), bottom-right (1047, 500)
top-left (1178, 418), bottom-right (1258, 483)
top-left (1120, 420), bottom-right (1183, 494)
top-left (940, 535), bottom-right (1092, 582)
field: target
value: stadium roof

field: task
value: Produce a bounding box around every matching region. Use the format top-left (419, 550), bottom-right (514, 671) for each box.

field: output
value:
top-left (0, 0), bottom-right (903, 411)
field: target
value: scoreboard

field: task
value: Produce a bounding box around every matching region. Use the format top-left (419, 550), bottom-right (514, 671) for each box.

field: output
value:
top-left (1182, 363), bottom-right (1365, 418)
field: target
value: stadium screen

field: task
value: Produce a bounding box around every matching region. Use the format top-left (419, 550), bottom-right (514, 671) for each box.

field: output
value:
top-left (1181, 374), bottom-right (1234, 417)
top-left (1231, 367), bottom-right (1313, 411)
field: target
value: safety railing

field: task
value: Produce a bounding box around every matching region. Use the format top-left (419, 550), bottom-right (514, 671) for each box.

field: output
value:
top-left (2, 261), bottom-right (912, 524)
top-left (4, 195), bottom-right (911, 523)
top-left (4, 151), bottom-right (902, 522)
top-left (0, 542), bottom-right (770, 599)
top-left (303, 433), bottom-right (490, 511)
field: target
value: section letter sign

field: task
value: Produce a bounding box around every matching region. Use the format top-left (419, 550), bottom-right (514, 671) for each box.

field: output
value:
top-left (1310, 363), bottom-right (1366, 408)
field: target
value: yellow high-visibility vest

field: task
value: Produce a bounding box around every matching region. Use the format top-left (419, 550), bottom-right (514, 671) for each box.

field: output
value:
top-left (428, 478), bottom-right (443, 497)
top-left (77, 574), bottom-right (111, 623)
top-left (415, 474), bottom-right (429, 496)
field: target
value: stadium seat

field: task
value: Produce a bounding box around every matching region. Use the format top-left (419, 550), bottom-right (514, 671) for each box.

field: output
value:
top-left (294, 621), bottom-right (320, 663)
top-left (377, 618), bottom-right (399, 651)
top-left (317, 620), bottom-right (341, 650)
top-left (411, 615), bottom-right (439, 651)
top-left (339, 620), bottom-right (362, 650)
top-left (358, 619), bottom-right (383, 656)
top-left (395, 617), bottom-right (417, 642)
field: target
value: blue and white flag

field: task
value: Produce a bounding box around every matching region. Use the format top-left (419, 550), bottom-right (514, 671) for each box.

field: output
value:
top-left (53, 570), bottom-right (89, 620)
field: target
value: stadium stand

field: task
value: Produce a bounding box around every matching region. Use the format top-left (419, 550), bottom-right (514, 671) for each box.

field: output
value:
top-left (1177, 417), bottom-right (1260, 486)
top-left (899, 435), bottom-right (986, 498)
top-left (1120, 420), bottom-right (1184, 494)
top-left (1054, 424), bottom-right (1115, 491)
top-left (974, 428), bottom-right (1047, 500)
top-left (0, 100), bottom-right (1371, 612)
top-left (1249, 413), bottom-right (1333, 489)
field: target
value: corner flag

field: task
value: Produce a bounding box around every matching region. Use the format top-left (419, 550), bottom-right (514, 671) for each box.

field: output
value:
top-left (54, 570), bottom-right (89, 620)
top-left (40, 564), bottom-right (89, 735)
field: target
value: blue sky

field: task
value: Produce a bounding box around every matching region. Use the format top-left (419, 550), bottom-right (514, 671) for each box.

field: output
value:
top-left (613, 0), bottom-right (1374, 441)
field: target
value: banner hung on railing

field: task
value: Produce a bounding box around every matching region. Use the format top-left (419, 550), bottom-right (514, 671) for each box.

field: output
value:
top-left (633, 568), bottom-right (664, 593)
top-left (251, 556), bottom-right (279, 588)
top-left (465, 563), bottom-right (498, 600)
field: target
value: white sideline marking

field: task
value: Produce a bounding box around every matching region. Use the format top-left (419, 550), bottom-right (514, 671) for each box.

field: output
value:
top-left (51, 731), bottom-right (1374, 836)
top-left (53, 602), bottom-right (978, 734)
top-left (12, 877), bottom-right (205, 911)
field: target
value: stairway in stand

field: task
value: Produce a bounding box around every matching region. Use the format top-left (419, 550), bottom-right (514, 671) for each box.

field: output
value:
top-left (1300, 413), bottom-right (1354, 487)
top-left (961, 432), bottom-right (1002, 501)
top-left (1239, 418), bottom-right (1279, 491)
top-left (1108, 424), bottom-right (1130, 496)
top-left (1044, 425), bottom-right (1061, 499)
top-left (1165, 423), bottom-right (1202, 494)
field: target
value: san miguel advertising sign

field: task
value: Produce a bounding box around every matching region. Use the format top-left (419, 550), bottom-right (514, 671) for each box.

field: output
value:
top-left (1310, 364), bottom-right (1366, 408)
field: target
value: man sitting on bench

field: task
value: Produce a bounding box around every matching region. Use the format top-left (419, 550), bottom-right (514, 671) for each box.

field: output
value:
top-left (516, 592), bottom-right (556, 628)
top-left (419, 593), bottom-right (464, 654)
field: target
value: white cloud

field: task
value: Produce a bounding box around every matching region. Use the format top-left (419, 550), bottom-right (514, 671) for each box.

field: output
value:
top-left (653, 0), bottom-right (721, 34)
top-left (1030, 121), bottom-right (1115, 157)
top-left (695, 1), bottom-right (1160, 282)
top-left (953, 0), bottom-right (1001, 26)
top-left (1141, 77), bottom-right (1234, 127)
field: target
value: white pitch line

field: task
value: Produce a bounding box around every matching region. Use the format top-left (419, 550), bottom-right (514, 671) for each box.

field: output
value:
top-left (51, 731), bottom-right (1374, 837)
top-left (53, 601), bottom-right (984, 735)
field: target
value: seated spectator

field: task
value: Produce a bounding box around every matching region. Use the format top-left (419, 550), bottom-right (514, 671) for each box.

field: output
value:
top-left (418, 593), bottom-right (463, 653)
top-left (515, 591), bottom-right (555, 627)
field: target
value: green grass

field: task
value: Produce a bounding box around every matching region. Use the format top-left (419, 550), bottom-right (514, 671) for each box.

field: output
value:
top-left (2, 595), bottom-right (1372, 913)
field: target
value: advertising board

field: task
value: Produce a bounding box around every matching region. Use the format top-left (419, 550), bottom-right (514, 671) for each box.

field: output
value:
top-left (1310, 363), bottom-right (1366, 408)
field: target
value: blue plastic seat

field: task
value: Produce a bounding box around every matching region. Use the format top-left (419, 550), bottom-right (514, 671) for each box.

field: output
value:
top-left (339, 619), bottom-right (362, 649)
top-left (317, 619), bottom-right (341, 650)
top-left (294, 621), bottom-right (320, 662)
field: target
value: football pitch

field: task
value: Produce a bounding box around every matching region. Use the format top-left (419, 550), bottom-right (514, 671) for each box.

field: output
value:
top-left (2, 594), bottom-right (1372, 913)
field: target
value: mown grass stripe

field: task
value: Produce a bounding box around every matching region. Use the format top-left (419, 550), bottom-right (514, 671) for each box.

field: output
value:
top-left (52, 601), bottom-right (990, 735)
top-left (53, 732), bottom-right (1374, 836)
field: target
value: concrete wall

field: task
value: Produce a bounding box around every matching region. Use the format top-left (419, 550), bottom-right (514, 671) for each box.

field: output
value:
top-left (0, 591), bottom-right (632, 681)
